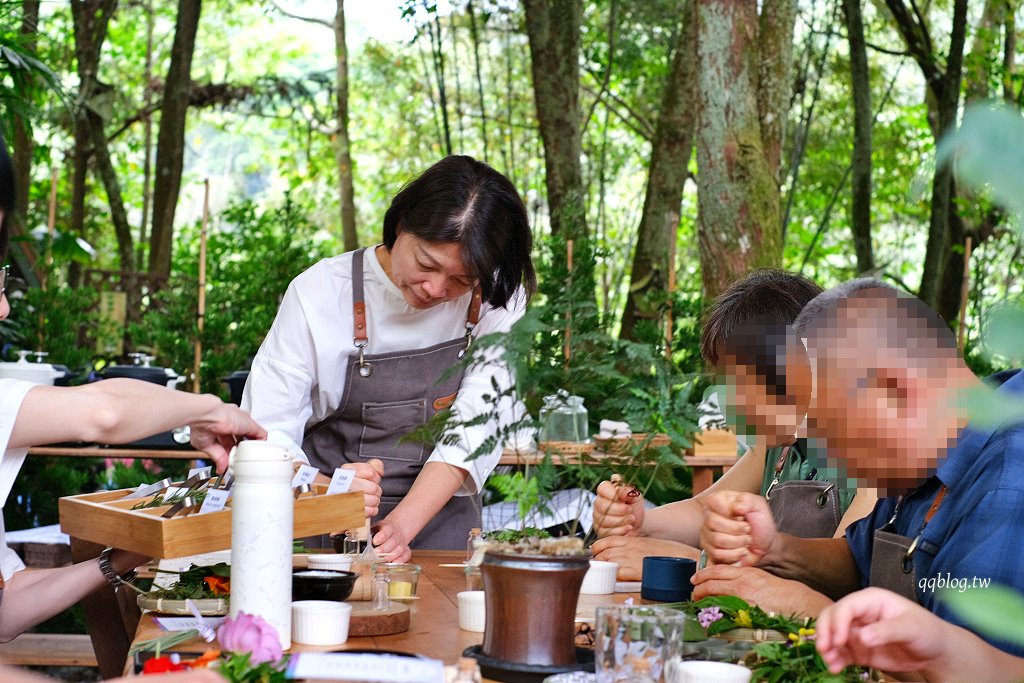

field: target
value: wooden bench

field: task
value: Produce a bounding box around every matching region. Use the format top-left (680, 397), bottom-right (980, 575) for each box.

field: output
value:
top-left (0, 633), bottom-right (98, 667)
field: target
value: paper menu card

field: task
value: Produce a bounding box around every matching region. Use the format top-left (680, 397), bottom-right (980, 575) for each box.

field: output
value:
top-left (285, 652), bottom-right (445, 682)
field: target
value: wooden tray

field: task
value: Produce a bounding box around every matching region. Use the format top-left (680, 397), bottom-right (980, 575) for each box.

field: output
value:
top-left (136, 595), bottom-right (229, 616)
top-left (537, 441), bottom-right (596, 456)
top-left (59, 485), bottom-right (364, 559)
top-left (593, 433), bottom-right (671, 454)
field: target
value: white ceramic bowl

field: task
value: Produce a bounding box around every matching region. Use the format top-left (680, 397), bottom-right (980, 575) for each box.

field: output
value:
top-left (307, 554), bottom-right (355, 572)
top-left (579, 560), bottom-right (618, 594)
top-left (291, 600), bottom-right (352, 646)
top-left (666, 659), bottom-right (752, 683)
top-left (457, 590), bottom-right (486, 632)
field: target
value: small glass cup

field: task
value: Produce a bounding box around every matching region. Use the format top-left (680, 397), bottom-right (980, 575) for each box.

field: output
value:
top-left (381, 562), bottom-right (421, 599)
top-left (595, 605), bottom-right (690, 683)
top-left (465, 565), bottom-right (483, 592)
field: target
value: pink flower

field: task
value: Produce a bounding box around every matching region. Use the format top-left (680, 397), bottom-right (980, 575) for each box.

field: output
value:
top-left (217, 612), bottom-right (282, 665)
top-left (697, 606), bottom-right (723, 628)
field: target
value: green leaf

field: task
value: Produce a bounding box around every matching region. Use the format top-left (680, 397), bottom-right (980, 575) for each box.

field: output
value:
top-left (941, 584), bottom-right (1024, 646)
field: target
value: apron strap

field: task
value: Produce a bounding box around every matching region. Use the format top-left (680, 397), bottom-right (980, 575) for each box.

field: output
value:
top-left (351, 248), bottom-right (372, 376)
top-left (467, 287), bottom-right (482, 327)
top-left (764, 444), bottom-right (794, 500)
top-left (352, 248), bottom-right (368, 346)
top-left (903, 484), bottom-right (949, 570)
top-left (460, 286), bottom-right (484, 358)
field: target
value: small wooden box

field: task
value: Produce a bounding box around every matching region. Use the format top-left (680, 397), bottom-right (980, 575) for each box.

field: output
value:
top-left (59, 485), bottom-right (364, 559)
top-left (692, 428), bottom-right (738, 457)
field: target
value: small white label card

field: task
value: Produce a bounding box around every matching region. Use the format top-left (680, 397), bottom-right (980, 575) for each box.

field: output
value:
top-left (188, 465), bottom-right (212, 479)
top-left (286, 653), bottom-right (445, 682)
top-left (292, 464), bottom-right (320, 489)
top-left (326, 467), bottom-right (355, 494)
top-left (198, 488), bottom-right (230, 514)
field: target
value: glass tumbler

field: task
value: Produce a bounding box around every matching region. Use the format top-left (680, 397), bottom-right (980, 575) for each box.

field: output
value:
top-left (594, 605), bottom-right (690, 683)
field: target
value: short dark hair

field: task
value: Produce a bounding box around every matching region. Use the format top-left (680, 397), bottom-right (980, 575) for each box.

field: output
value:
top-left (802, 283), bottom-right (958, 366)
top-left (382, 155), bottom-right (536, 308)
top-left (793, 277), bottom-right (894, 337)
top-left (0, 130), bottom-right (14, 264)
top-left (700, 268), bottom-right (823, 367)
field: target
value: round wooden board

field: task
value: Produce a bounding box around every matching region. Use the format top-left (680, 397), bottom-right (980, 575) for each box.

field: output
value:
top-left (348, 602), bottom-right (410, 637)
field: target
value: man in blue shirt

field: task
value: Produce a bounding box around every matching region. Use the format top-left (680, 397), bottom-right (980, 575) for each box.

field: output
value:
top-left (696, 280), bottom-right (1024, 656)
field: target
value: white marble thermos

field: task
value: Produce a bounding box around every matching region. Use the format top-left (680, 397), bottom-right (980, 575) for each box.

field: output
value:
top-left (230, 440), bottom-right (294, 650)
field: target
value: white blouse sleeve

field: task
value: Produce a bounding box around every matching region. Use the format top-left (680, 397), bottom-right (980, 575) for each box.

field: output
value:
top-left (242, 281), bottom-right (318, 457)
top-left (0, 379), bottom-right (37, 580)
top-left (426, 290), bottom-right (528, 495)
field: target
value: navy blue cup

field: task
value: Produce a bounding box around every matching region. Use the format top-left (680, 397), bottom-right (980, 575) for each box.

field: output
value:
top-left (641, 556), bottom-right (697, 602)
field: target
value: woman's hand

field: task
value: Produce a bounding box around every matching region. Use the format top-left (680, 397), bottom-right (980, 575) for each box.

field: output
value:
top-left (345, 459), bottom-right (384, 519)
top-left (189, 403), bottom-right (267, 473)
top-left (593, 474), bottom-right (646, 538)
top-left (371, 517), bottom-right (413, 563)
top-left (699, 490), bottom-right (777, 566)
top-left (590, 536), bottom-right (698, 581)
top-left (815, 587), bottom-right (965, 675)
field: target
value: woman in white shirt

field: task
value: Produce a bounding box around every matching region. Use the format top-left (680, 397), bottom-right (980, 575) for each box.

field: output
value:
top-left (0, 134), bottom-right (275, 653)
top-left (244, 155), bottom-right (536, 562)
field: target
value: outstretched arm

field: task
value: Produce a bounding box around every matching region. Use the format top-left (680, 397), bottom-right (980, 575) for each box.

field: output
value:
top-left (9, 380), bottom-right (266, 471)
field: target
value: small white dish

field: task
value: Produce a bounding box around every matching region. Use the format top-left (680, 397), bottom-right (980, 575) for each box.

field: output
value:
top-left (307, 554), bottom-right (355, 572)
top-left (580, 560), bottom-right (618, 594)
top-left (666, 659), bottom-right (751, 683)
top-left (291, 600), bottom-right (352, 646)
top-left (457, 590), bottom-right (486, 632)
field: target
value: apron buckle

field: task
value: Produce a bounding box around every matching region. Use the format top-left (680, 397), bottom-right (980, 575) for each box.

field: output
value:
top-left (902, 533), bottom-right (922, 574)
top-left (459, 325), bottom-right (475, 359)
top-left (354, 339), bottom-right (372, 377)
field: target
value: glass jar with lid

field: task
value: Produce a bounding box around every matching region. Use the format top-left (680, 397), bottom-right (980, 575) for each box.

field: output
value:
top-left (538, 390), bottom-right (590, 444)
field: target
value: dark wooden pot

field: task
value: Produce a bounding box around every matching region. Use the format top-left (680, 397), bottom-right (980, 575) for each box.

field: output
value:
top-left (480, 550), bottom-right (590, 666)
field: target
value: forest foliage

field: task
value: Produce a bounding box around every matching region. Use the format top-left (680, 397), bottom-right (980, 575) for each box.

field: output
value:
top-left (1, 0), bottom-right (1022, 387)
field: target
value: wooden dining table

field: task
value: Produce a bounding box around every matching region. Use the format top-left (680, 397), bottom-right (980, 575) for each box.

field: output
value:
top-left (124, 550), bottom-right (639, 680)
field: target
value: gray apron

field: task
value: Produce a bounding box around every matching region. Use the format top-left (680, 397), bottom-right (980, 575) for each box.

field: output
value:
top-left (302, 247), bottom-right (483, 549)
top-left (868, 486), bottom-right (948, 602)
top-left (765, 445), bottom-right (843, 539)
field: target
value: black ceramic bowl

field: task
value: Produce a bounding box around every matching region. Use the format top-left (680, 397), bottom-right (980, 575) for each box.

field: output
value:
top-left (292, 569), bottom-right (358, 602)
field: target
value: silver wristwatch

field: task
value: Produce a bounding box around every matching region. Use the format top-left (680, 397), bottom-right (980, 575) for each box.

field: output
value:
top-left (97, 548), bottom-right (137, 588)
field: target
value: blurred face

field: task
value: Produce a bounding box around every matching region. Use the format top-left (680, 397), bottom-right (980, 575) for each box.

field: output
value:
top-left (808, 320), bottom-right (959, 492)
top-left (385, 231), bottom-right (477, 309)
top-left (720, 342), bottom-right (812, 447)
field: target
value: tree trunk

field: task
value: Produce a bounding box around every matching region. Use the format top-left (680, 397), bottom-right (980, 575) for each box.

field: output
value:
top-left (964, 0), bottom-right (1007, 105)
top-left (523, 0), bottom-right (587, 240)
top-left (1004, 4), bottom-right (1018, 103)
top-left (427, 10), bottom-right (453, 156)
top-left (148, 0), bottom-right (202, 279)
top-left (918, 0), bottom-right (968, 320)
top-left (69, 0), bottom-right (117, 287)
top-left (12, 0), bottom-right (40, 220)
top-left (843, 0), bottom-right (874, 274)
top-left (696, 0), bottom-right (786, 302)
top-left (756, 0), bottom-right (796, 177)
top-left (620, 1), bottom-right (697, 341)
top-left (87, 111), bottom-right (135, 271)
top-left (334, 0), bottom-right (357, 251)
top-left (467, 0), bottom-right (489, 163)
